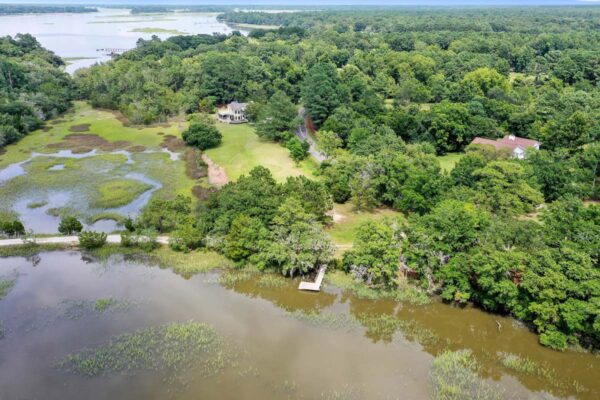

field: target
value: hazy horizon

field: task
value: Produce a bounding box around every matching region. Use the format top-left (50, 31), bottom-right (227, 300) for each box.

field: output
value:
top-left (2, 0), bottom-right (600, 7)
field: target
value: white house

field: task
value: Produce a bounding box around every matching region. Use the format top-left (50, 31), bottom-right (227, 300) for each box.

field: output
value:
top-left (470, 135), bottom-right (540, 159)
top-left (217, 101), bottom-right (248, 124)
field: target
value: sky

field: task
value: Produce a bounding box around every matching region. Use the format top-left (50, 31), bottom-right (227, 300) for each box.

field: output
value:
top-left (2, 0), bottom-right (599, 6)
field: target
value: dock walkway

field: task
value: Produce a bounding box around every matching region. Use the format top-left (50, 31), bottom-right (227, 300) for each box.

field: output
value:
top-left (298, 265), bottom-right (327, 292)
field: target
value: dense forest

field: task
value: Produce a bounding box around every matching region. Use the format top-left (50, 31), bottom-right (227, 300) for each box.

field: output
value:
top-left (4, 6), bottom-right (600, 350)
top-left (0, 34), bottom-right (73, 149)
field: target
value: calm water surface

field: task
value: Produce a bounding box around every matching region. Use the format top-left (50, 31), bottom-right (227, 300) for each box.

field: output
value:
top-left (0, 251), bottom-right (598, 400)
top-left (0, 8), bottom-right (247, 73)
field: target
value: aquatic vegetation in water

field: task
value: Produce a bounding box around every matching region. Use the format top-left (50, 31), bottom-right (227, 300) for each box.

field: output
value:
top-left (0, 243), bottom-right (71, 257)
top-left (430, 350), bottom-right (502, 400)
top-left (257, 274), bottom-right (288, 289)
top-left (320, 386), bottom-right (362, 400)
top-left (499, 352), bottom-right (553, 378)
top-left (355, 313), bottom-right (439, 346)
top-left (219, 268), bottom-right (259, 287)
top-left (0, 320), bottom-right (4, 339)
top-left (60, 298), bottom-right (135, 320)
top-left (26, 200), bottom-right (48, 209)
top-left (498, 352), bottom-right (584, 394)
top-left (287, 310), bottom-right (355, 331)
top-left (326, 270), bottom-right (430, 305)
top-left (0, 272), bottom-right (18, 301)
top-left (58, 322), bottom-right (228, 379)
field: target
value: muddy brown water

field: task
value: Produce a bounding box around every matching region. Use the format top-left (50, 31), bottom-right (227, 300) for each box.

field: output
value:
top-left (0, 251), bottom-right (598, 400)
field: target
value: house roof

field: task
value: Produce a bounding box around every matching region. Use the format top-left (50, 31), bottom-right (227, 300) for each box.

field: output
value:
top-left (471, 135), bottom-right (539, 152)
top-left (498, 135), bottom-right (540, 148)
top-left (229, 101), bottom-right (248, 111)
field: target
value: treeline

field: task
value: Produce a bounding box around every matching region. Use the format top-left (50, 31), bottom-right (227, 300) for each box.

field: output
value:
top-left (73, 7), bottom-right (600, 350)
top-left (0, 34), bottom-right (73, 149)
top-left (0, 5), bottom-right (96, 15)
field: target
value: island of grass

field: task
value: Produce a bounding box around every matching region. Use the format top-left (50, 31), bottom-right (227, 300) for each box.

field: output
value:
top-left (91, 179), bottom-right (154, 209)
top-left (129, 27), bottom-right (187, 34)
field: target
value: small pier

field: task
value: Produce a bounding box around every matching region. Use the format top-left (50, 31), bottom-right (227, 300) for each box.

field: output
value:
top-left (96, 48), bottom-right (130, 55)
top-left (298, 265), bottom-right (327, 292)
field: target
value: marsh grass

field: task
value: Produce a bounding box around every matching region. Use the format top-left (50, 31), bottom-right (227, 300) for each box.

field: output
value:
top-left (496, 352), bottom-right (584, 393)
top-left (257, 274), bottom-right (288, 289)
top-left (86, 245), bottom-right (233, 278)
top-left (0, 320), bottom-right (4, 339)
top-left (60, 298), bottom-right (135, 320)
top-left (26, 200), bottom-right (48, 209)
top-left (58, 321), bottom-right (230, 380)
top-left (355, 313), bottom-right (439, 345)
top-left (430, 350), bottom-right (502, 400)
top-left (287, 310), bottom-right (355, 331)
top-left (88, 212), bottom-right (125, 224)
top-left (91, 179), bottom-right (153, 208)
top-left (219, 268), bottom-right (259, 287)
top-left (326, 270), bottom-right (430, 305)
top-left (0, 272), bottom-right (18, 301)
top-left (0, 243), bottom-right (71, 257)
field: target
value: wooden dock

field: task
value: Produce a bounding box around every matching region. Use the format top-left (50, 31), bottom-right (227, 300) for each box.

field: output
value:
top-left (298, 265), bottom-right (327, 292)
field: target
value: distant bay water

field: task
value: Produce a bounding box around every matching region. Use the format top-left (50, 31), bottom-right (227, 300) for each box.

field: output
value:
top-left (0, 8), bottom-right (247, 74)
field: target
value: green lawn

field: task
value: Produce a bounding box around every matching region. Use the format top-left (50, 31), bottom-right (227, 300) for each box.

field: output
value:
top-left (326, 202), bottom-right (404, 247)
top-left (437, 152), bottom-right (464, 172)
top-left (205, 122), bottom-right (317, 182)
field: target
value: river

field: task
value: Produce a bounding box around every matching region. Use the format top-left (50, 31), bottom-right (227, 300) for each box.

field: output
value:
top-left (0, 251), bottom-right (598, 399)
top-left (0, 8), bottom-right (247, 74)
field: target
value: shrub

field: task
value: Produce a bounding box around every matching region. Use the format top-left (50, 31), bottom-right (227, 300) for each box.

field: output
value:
top-left (182, 121), bottom-right (222, 150)
top-left (286, 136), bottom-right (309, 163)
top-left (58, 216), bottom-right (83, 235)
top-left (78, 231), bottom-right (107, 250)
top-left (169, 223), bottom-right (204, 252)
top-left (120, 228), bottom-right (159, 252)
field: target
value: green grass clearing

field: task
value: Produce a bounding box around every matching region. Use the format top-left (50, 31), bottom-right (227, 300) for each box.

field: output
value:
top-left (205, 122), bottom-right (316, 182)
top-left (326, 202), bottom-right (403, 247)
top-left (437, 152), bottom-right (464, 172)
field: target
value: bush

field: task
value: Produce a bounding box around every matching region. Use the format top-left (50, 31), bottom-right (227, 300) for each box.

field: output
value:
top-left (182, 121), bottom-right (222, 150)
top-left (539, 328), bottom-right (568, 350)
top-left (58, 216), bottom-right (83, 235)
top-left (286, 136), bottom-right (309, 163)
top-left (169, 223), bottom-right (204, 252)
top-left (120, 228), bottom-right (159, 252)
top-left (78, 231), bottom-right (107, 250)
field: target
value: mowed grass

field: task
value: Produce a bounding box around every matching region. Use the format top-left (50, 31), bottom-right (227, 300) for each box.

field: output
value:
top-left (437, 152), bottom-right (464, 172)
top-left (91, 179), bottom-right (153, 208)
top-left (0, 101), bottom-right (184, 169)
top-left (205, 122), bottom-right (316, 182)
top-left (326, 202), bottom-right (404, 247)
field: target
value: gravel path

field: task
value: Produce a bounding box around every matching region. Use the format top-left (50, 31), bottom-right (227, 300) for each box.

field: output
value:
top-left (0, 235), bottom-right (170, 247)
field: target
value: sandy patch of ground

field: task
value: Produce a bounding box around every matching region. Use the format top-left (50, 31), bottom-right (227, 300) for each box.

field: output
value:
top-left (201, 154), bottom-right (228, 187)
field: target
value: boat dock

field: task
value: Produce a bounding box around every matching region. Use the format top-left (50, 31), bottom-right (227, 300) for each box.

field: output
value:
top-left (298, 265), bottom-right (327, 292)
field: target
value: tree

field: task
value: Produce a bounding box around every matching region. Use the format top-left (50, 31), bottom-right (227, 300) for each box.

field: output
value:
top-left (473, 161), bottom-right (543, 215)
top-left (255, 91), bottom-right (298, 141)
top-left (260, 198), bottom-right (334, 277)
top-left (286, 136), bottom-right (309, 163)
top-left (182, 120), bottom-right (222, 150)
top-left (301, 63), bottom-right (342, 127)
top-left (462, 67), bottom-right (509, 97)
top-left (316, 130), bottom-right (342, 158)
top-left (343, 220), bottom-right (401, 287)
top-left (58, 216), bottom-right (83, 235)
